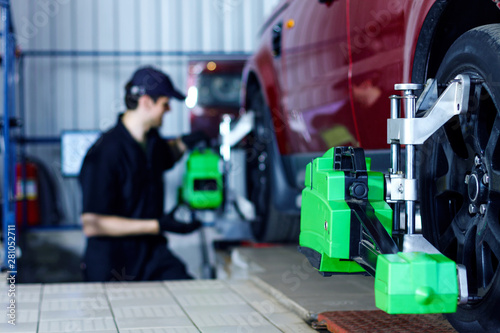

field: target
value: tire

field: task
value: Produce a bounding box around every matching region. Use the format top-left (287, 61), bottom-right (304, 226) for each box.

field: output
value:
top-left (245, 88), bottom-right (300, 243)
top-left (419, 25), bottom-right (500, 332)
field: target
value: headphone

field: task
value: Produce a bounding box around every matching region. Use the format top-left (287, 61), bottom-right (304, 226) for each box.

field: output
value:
top-left (125, 81), bottom-right (147, 108)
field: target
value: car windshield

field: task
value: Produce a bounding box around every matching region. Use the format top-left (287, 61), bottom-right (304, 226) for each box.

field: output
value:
top-left (197, 74), bottom-right (241, 108)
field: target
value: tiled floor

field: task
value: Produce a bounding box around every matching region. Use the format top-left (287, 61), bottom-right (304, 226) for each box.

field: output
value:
top-left (0, 246), bottom-right (383, 332)
top-left (0, 279), bottom-right (316, 333)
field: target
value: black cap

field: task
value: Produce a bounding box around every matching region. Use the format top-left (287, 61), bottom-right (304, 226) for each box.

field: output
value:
top-left (126, 66), bottom-right (186, 100)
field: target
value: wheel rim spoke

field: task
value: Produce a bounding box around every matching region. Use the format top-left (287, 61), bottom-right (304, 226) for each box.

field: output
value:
top-left (434, 125), bottom-right (469, 193)
top-left (484, 115), bottom-right (500, 172)
top-left (435, 161), bottom-right (467, 197)
top-left (476, 216), bottom-right (500, 292)
top-left (470, 83), bottom-right (488, 153)
top-left (483, 228), bottom-right (500, 262)
top-left (431, 138), bottom-right (467, 243)
top-left (438, 210), bottom-right (465, 254)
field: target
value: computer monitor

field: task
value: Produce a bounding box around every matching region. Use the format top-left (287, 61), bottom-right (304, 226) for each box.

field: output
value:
top-left (61, 130), bottom-right (101, 177)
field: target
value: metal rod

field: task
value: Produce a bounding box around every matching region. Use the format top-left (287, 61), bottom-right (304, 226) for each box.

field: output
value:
top-left (404, 91), bottom-right (417, 234)
top-left (389, 96), bottom-right (401, 173)
top-left (19, 54), bottom-right (28, 229)
top-left (16, 136), bottom-right (60, 144)
top-left (21, 50), bottom-right (252, 58)
top-left (389, 96), bottom-right (401, 233)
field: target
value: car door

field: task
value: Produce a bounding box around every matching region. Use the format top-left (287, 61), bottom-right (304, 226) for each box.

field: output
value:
top-left (348, 0), bottom-right (407, 150)
top-left (279, 0), bottom-right (357, 154)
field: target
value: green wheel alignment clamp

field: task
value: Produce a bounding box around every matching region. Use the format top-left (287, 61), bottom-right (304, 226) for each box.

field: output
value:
top-left (299, 147), bottom-right (392, 274)
top-left (182, 148), bottom-right (223, 209)
top-left (299, 147), bottom-right (458, 314)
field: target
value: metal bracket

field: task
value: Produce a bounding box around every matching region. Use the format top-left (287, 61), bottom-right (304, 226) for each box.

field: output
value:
top-left (416, 78), bottom-right (439, 112)
top-left (385, 174), bottom-right (417, 202)
top-left (219, 111), bottom-right (255, 162)
top-left (387, 74), bottom-right (471, 145)
top-left (402, 234), bottom-right (441, 254)
top-left (457, 264), bottom-right (469, 305)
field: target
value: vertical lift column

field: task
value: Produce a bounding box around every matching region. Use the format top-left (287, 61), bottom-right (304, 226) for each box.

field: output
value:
top-left (1, 0), bottom-right (17, 274)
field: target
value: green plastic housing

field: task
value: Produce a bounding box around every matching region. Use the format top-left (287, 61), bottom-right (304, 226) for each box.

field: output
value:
top-left (299, 148), bottom-right (392, 273)
top-left (182, 149), bottom-right (223, 209)
top-left (375, 252), bottom-right (458, 314)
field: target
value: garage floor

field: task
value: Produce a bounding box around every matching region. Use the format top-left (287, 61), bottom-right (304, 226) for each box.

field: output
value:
top-left (0, 246), bottom-right (456, 332)
top-left (220, 246), bottom-right (378, 319)
top-left (0, 279), bottom-right (316, 333)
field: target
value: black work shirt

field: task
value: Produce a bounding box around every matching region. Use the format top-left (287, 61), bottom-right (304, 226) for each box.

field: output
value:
top-left (79, 116), bottom-right (186, 281)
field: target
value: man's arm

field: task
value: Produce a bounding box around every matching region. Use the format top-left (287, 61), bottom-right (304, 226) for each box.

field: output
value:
top-left (81, 213), bottom-right (159, 237)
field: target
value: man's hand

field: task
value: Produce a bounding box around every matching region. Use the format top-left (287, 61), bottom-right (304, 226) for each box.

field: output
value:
top-left (158, 208), bottom-right (202, 234)
top-left (168, 137), bottom-right (187, 155)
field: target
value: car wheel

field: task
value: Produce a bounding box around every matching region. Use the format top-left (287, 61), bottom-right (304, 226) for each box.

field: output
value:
top-left (245, 88), bottom-right (300, 243)
top-left (419, 24), bottom-right (500, 332)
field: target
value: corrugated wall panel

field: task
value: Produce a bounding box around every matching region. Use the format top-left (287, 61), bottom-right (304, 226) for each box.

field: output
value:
top-left (52, 0), bottom-right (74, 135)
top-left (182, 0), bottom-right (203, 51)
top-left (96, 0), bottom-right (115, 51)
top-left (74, 0), bottom-right (95, 129)
top-left (223, 0), bottom-right (245, 52)
top-left (117, 0), bottom-right (138, 52)
top-left (243, 1), bottom-right (265, 52)
top-left (160, 1), bottom-right (183, 52)
top-left (139, 0), bottom-right (162, 51)
top-left (202, 1), bottom-right (224, 52)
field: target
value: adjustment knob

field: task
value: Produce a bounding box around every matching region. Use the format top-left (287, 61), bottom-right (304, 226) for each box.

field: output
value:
top-left (350, 182), bottom-right (368, 200)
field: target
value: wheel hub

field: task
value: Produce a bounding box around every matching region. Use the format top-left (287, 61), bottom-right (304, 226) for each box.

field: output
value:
top-left (468, 173), bottom-right (480, 202)
top-left (466, 155), bottom-right (489, 215)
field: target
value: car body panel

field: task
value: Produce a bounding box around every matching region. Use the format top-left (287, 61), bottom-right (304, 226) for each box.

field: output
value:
top-left (243, 0), bottom-right (438, 153)
top-left (281, 0), bottom-right (357, 153)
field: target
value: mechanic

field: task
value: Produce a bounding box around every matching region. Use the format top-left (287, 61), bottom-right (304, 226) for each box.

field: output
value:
top-left (79, 66), bottom-right (204, 282)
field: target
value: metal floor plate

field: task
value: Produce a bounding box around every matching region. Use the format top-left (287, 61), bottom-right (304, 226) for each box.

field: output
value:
top-left (317, 311), bottom-right (456, 333)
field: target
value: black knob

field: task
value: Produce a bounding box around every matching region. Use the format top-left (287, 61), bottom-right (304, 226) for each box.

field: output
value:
top-left (350, 182), bottom-right (368, 200)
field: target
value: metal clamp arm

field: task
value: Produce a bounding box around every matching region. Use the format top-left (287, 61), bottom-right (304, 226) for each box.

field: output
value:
top-left (387, 74), bottom-right (471, 145)
top-left (219, 111), bottom-right (255, 161)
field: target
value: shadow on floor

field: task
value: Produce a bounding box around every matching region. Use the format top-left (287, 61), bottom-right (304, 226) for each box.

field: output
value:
top-left (17, 232), bottom-right (84, 283)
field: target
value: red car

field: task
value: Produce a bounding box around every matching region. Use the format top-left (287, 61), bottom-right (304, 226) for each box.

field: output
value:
top-left (241, 0), bottom-right (500, 330)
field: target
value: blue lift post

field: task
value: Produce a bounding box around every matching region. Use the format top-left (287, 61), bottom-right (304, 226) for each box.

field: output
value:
top-left (1, 0), bottom-right (17, 274)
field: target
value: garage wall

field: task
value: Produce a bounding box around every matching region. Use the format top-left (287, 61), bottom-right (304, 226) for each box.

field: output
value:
top-left (9, 0), bottom-right (279, 225)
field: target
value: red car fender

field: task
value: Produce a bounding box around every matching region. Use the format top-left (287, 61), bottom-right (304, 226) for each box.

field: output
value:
top-left (401, 0), bottom-right (436, 83)
top-left (242, 47), bottom-right (291, 155)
